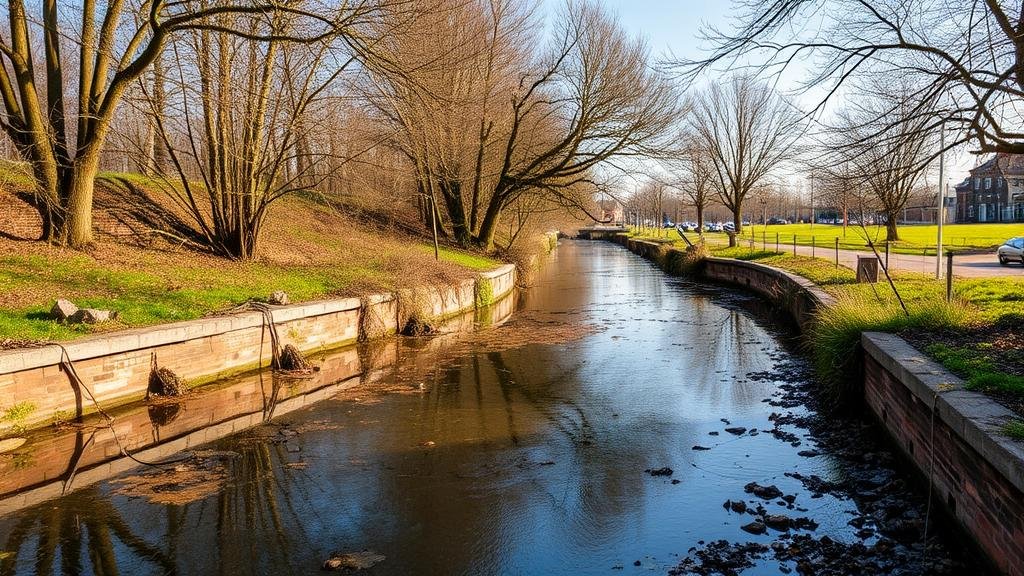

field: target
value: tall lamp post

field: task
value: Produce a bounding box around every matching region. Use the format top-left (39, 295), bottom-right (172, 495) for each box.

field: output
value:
top-left (935, 127), bottom-right (945, 279)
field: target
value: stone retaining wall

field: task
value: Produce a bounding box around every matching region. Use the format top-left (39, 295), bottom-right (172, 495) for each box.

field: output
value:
top-left (0, 264), bottom-right (517, 431)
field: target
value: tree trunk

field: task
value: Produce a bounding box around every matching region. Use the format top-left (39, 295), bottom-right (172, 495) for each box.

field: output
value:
top-left (729, 209), bottom-right (742, 247)
top-left (63, 153), bottom-right (101, 247)
top-left (439, 178), bottom-right (471, 247)
top-left (476, 193), bottom-right (504, 252)
top-left (885, 216), bottom-right (899, 242)
top-left (695, 205), bottom-right (704, 235)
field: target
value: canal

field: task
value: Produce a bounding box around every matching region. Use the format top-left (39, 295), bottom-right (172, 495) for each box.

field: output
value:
top-left (0, 240), bottom-right (979, 575)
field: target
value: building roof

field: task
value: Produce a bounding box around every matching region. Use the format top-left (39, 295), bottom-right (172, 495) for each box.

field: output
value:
top-left (970, 153), bottom-right (1024, 177)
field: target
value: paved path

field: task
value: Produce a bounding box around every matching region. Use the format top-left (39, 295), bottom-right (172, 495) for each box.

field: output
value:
top-left (768, 241), bottom-right (1023, 278)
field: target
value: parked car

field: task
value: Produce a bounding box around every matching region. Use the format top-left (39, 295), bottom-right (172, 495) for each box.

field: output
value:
top-left (722, 222), bottom-right (736, 233)
top-left (997, 237), bottom-right (1024, 266)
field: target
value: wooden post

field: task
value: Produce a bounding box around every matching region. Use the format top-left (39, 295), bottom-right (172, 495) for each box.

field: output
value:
top-left (834, 237), bottom-right (839, 269)
top-left (792, 235), bottom-right (796, 256)
top-left (430, 197), bottom-right (439, 261)
top-left (946, 252), bottom-right (954, 301)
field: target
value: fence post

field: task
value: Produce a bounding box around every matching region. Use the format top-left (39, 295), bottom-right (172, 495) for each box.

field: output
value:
top-left (835, 237), bottom-right (839, 269)
top-left (946, 252), bottom-right (954, 301)
top-left (812, 235), bottom-right (816, 258)
top-left (792, 235), bottom-right (797, 256)
top-left (775, 233), bottom-right (779, 253)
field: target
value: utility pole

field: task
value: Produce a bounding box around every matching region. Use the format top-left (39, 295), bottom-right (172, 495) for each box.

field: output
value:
top-left (936, 127), bottom-right (945, 279)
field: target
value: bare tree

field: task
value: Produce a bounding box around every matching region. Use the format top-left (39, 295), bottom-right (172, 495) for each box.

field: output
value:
top-left (0, 0), bottom-right (387, 248)
top-left (689, 74), bottom-right (802, 246)
top-left (475, 1), bottom-right (682, 250)
top-left (680, 0), bottom-right (1024, 156)
top-left (669, 140), bottom-right (715, 233)
top-left (140, 13), bottom-right (367, 260)
top-left (826, 86), bottom-right (938, 242)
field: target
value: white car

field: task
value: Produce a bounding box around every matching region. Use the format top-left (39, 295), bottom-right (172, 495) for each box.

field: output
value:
top-left (997, 237), bottom-right (1024, 266)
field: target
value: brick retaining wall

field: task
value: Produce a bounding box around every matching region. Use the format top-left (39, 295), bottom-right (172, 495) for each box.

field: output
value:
top-left (0, 264), bottom-right (517, 432)
top-left (863, 333), bottom-right (1024, 575)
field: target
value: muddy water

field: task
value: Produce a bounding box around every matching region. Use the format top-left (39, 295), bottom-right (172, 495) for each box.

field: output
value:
top-left (0, 241), bottom-right (973, 575)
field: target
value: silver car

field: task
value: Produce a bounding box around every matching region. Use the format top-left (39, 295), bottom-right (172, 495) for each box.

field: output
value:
top-left (997, 237), bottom-right (1024, 266)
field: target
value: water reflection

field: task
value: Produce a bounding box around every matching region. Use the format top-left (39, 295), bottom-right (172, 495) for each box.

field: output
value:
top-left (1, 241), bottom-right (871, 575)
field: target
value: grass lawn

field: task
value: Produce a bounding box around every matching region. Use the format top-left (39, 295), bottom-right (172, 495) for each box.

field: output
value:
top-left (737, 222), bottom-right (1024, 255)
top-left (419, 244), bottom-right (501, 270)
top-left (0, 195), bottom-right (503, 343)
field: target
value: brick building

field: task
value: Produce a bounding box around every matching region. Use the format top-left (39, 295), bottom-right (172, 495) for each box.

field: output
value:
top-left (955, 153), bottom-right (1024, 223)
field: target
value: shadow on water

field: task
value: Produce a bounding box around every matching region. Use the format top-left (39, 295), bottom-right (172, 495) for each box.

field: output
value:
top-left (0, 240), bottom-right (984, 575)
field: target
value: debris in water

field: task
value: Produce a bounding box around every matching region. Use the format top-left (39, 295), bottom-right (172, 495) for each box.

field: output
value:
top-left (112, 451), bottom-right (237, 505)
top-left (322, 550), bottom-right (386, 571)
top-left (148, 352), bottom-right (186, 397)
top-left (646, 467), bottom-right (673, 477)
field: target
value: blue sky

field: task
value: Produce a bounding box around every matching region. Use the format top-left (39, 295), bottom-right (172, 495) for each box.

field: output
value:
top-left (541, 0), bottom-right (971, 187)
top-left (597, 1), bottom-right (733, 62)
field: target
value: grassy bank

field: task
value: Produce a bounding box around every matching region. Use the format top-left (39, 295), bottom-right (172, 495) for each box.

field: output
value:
top-left (0, 194), bottom-right (501, 343)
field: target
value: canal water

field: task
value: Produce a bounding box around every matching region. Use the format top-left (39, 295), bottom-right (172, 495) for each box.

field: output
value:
top-left (0, 241), bottom-right (974, 575)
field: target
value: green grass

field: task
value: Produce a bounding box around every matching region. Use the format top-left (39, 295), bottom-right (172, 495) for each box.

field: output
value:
top-left (811, 292), bottom-right (974, 405)
top-left (1003, 420), bottom-right (1024, 441)
top-left (926, 343), bottom-right (1024, 397)
top-left (737, 222), bottom-right (1024, 255)
top-left (0, 252), bottom-right (369, 341)
top-left (420, 244), bottom-right (501, 270)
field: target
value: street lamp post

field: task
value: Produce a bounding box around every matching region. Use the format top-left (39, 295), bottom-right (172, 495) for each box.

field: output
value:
top-left (936, 127), bottom-right (945, 279)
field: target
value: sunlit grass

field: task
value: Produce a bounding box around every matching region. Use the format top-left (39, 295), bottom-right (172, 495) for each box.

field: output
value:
top-left (737, 222), bottom-right (1024, 254)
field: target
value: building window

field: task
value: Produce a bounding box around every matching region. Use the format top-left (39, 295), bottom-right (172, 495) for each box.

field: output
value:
top-left (975, 177), bottom-right (981, 189)
top-left (985, 177), bottom-right (992, 189)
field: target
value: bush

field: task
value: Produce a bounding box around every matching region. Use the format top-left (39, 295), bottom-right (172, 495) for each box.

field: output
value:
top-left (664, 243), bottom-right (710, 276)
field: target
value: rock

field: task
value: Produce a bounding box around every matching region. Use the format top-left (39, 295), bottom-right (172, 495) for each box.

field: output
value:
top-left (50, 299), bottom-right (79, 321)
top-left (741, 521), bottom-right (766, 535)
top-left (797, 450), bottom-right (820, 458)
top-left (729, 500), bottom-right (747, 513)
top-left (269, 291), bottom-right (290, 305)
top-left (763, 514), bottom-right (791, 530)
top-left (691, 445), bottom-right (711, 451)
top-left (646, 467), bottom-right (673, 477)
top-left (633, 560), bottom-right (642, 566)
top-left (0, 437), bottom-right (26, 454)
top-left (69, 308), bottom-right (117, 324)
top-left (671, 479), bottom-right (681, 484)
top-left (724, 427), bottom-right (747, 435)
top-left (322, 550), bottom-right (385, 571)
top-left (418, 441), bottom-right (436, 448)
top-left (744, 482), bottom-right (783, 500)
